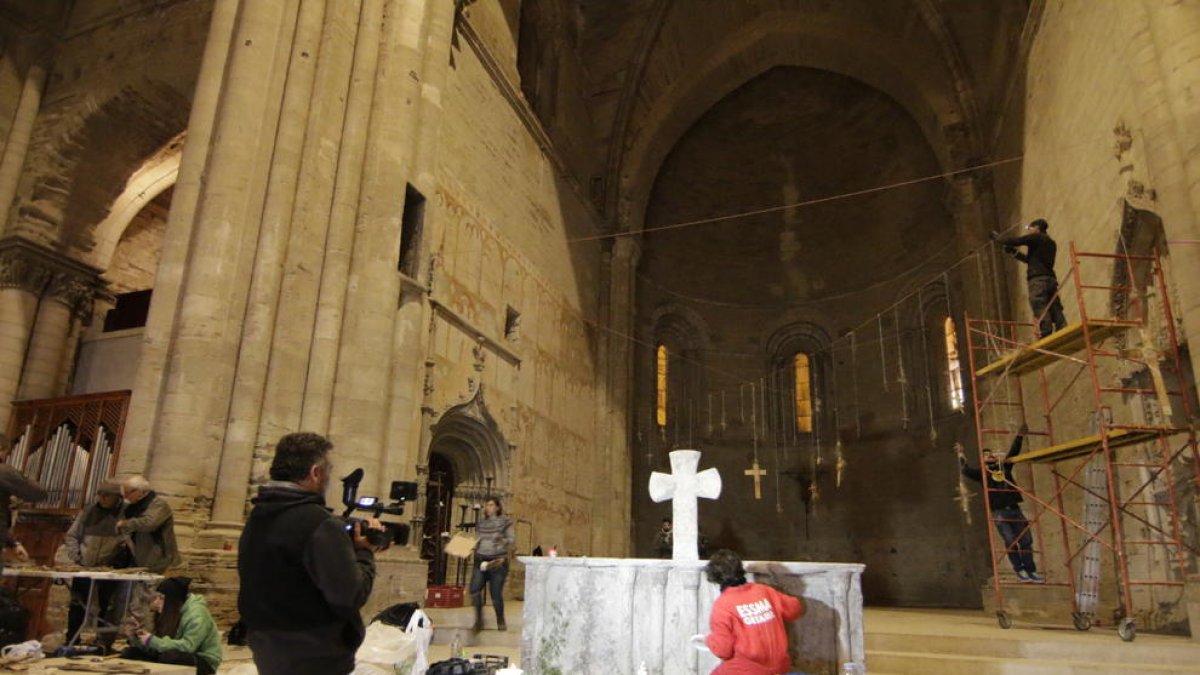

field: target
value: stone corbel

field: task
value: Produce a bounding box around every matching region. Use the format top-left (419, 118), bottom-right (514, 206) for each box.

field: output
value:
top-left (0, 237), bottom-right (106, 322)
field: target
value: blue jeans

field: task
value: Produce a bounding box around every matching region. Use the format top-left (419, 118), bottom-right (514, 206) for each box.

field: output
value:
top-left (993, 504), bottom-right (1036, 574)
top-left (470, 556), bottom-right (508, 622)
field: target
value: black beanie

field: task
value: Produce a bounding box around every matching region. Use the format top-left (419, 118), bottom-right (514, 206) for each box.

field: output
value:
top-left (156, 576), bottom-right (191, 603)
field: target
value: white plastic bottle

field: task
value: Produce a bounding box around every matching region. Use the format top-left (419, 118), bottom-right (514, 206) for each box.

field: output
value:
top-left (636, 662), bottom-right (648, 675)
top-left (450, 631), bottom-right (463, 658)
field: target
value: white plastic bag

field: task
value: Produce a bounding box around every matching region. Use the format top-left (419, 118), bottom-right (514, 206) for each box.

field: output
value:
top-left (405, 609), bottom-right (433, 675)
top-left (354, 609), bottom-right (433, 675)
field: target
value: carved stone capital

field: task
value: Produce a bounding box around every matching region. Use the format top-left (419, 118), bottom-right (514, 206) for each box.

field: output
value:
top-left (0, 237), bottom-right (106, 322)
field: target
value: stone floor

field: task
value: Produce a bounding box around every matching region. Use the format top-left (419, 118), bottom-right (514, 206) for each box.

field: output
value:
top-left (213, 603), bottom-right (1200, 674)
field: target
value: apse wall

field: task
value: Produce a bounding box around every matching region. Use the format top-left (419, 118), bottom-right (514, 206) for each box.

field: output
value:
top-left (632, 66), bottom-right (992, 607)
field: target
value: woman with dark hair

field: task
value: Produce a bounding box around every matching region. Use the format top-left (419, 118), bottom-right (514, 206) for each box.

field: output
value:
top-left (122, 577), bottom-right (222, 675)
top-left (704, 550), bottom-right (803, 675)
top-left (471, 496), bottom-right (515, 632)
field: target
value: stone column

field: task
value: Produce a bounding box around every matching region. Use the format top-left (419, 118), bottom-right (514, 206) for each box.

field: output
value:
top-left (327, 0), bottom-right (457, 495)
top-left (599, 237), bottom-right (640, 556)
top-left (0, 60), bottom-right (47, 234)
top-left (948, 174), bottom-right (1006, 320)
top-left (124, 0), bottom-right (301, 513)
top-left (204, 0), bottom-right (335, 536)
top-left (121, 0), bottom-right (240, 473)
top-left (0, 238), bottom-right (103, 421)
top-left (383, 0), bottom-right (458, 489)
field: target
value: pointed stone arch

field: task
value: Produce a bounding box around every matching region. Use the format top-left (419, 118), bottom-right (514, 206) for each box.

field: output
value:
top-left (427, 386), bottom-right (511, 498)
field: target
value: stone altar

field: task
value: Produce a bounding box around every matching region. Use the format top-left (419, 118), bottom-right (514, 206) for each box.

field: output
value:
top-left (519, 556), bottom-right (865, 675)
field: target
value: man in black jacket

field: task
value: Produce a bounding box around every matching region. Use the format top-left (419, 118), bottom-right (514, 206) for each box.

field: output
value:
top-left (961, 424), bottom-right (1044, 583)
top-left (993, 219), bottom-right (1068, 338)
top-left (238, 432), bottom-right (384, 675)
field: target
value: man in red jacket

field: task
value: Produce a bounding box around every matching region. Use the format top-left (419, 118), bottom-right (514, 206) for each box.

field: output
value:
top-left (705, 549), bottom-right (804, 675)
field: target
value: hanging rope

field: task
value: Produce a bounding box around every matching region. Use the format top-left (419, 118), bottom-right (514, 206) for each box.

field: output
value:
top-left (879, 314), bottom-right (889, 392)
top-left (851, 331), bottom-right (862, 439)
top-left (895, 305), bottom-right (910, 430)
top-left (706, 393), bottom-right (713, 439)
top-left (917, 286), bottom-right (938, 447)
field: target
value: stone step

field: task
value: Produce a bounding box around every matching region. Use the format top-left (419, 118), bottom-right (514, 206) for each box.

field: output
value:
top-left (424, 603), bottom-right (523, 649)
top-left (866, 649), bottom-right (1200, 675)
top-left (867, 629), bottom-right (1200, 667)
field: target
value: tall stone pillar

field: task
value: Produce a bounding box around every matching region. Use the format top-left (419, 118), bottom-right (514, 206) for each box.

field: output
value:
top-left (328, 0), bottom-right (457, 495)
top-left (0, 60), bottom-right (47, 234)
top-left (948, 174), bottom-right (1006, 321)
top-left (383, 0), bottom-right (459, 488)
top-left (205, 0), bottom-right (342, 537)
top-left (122, 0), bottom-right (302, 518)
top-left (601, 237), bottom-right (640, 556)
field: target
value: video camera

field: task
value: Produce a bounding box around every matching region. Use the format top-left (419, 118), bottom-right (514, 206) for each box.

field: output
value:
top-left (340, 468), bottom-right (417, 549)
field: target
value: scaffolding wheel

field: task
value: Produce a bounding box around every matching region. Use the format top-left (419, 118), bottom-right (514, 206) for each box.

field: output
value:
top-left (1118, 617), bottom-right (1136, 642)
top-left (1072, 612), bottom-right (1091, 631)
top-left (996, 611), bottom-right (1012, 629)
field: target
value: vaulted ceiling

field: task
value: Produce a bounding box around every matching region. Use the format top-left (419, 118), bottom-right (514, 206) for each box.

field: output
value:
top-left (512, 0), bottom-right (1031, 230)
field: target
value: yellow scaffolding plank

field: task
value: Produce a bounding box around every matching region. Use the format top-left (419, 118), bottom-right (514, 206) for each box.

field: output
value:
top-left (1010, 428), bottom-right (1171, 464)
top-left (974, 320), bottom-right (1129, 377)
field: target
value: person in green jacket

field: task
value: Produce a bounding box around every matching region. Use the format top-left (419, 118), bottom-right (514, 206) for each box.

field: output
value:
top-left (122, 577), bottom-right (222, 674)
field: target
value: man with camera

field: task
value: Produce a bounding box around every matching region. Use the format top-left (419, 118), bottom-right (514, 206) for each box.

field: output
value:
top-left (238, 432), bottom-right (387, 675)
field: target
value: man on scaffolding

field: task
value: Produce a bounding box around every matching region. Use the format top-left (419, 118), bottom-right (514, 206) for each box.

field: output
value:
top-left (960, 424), bottom-right (1045, 583)
top-left (992, 219), bottom-right (1067, 338)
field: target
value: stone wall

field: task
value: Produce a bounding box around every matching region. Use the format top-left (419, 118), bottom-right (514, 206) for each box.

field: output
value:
top-left (988, 0), bottom-right (1200, 630)
top-left (428, 0), bottom-right (614, 559)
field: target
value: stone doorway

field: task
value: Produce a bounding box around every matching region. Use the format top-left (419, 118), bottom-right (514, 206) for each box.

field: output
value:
top-left (422, 387), bottom-right (510, 586)
top-left (423, 451), bottom-right (456, 585)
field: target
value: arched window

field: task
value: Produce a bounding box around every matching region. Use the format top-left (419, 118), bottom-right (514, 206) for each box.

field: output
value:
top-left (944, 317), bottom-right (964, 410)
top-left (793, 353), bottom-right (813, 432)
top-left (656, 344), bottom-right (669, 427)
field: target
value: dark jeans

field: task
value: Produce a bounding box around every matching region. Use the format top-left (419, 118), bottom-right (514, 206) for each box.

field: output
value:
top-left (1027, 275), bottom-right (1067, 337)
top-left (123, 643), bottom-right (216, 675)
top-left (993, 504), bottom-right (1037, 574)
top-left (68, 579), bottom-right (129, 644)
top-left (469, 556), bottom-right (508, 622)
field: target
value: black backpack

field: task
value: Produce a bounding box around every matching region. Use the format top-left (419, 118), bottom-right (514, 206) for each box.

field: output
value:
top-left (371, 601), bottom-right (420, 628)
top-left (427, 658), bottom-right (475, 675)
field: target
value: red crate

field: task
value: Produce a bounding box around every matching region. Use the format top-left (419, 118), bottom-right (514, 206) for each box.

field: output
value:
top-left (425, 584), bottom-right (465, 608)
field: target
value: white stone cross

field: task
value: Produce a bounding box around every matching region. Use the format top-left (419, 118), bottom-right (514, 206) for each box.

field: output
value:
top-left (744, 459), bottom-right (767, 500)
top-left (648, 449), bottom-right (722, 561)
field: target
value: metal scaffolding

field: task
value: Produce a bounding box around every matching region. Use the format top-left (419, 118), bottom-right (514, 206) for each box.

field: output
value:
top-left (965, 244), bottom-right (1199, 641)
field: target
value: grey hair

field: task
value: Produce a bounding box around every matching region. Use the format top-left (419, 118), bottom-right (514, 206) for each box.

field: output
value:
top-left (122, 475), bottom-right (152, 492)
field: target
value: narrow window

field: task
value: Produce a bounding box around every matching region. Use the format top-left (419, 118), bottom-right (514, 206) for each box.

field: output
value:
top-left (505, 306), bottom-right (521, 341)
top-left (793, 353), bottom-right (813, 432)
top-left (398, 184), bottom-right (425, 278)
top-left (656, 345), bottom-right (668, 427)
top-left (944, 317), bottom-right (965, 410)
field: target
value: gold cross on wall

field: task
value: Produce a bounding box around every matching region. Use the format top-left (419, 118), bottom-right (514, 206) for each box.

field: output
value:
top-left (744, 460), bottom-right (767, 500)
